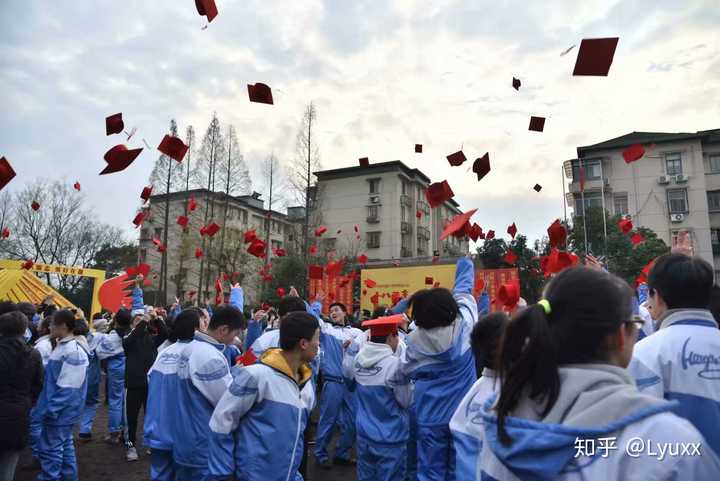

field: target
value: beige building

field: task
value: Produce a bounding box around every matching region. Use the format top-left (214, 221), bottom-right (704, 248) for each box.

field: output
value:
top-left (311, 161), bottom-right (469, 262)
top-left (565, 129), bottom-right (720, 273)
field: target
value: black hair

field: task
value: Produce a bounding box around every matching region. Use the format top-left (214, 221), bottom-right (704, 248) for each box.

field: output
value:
top-left (52, 309), bottom-right (77, 332)
top-left (0, 301), bottom-right (17, 316)
top-left (278, 296), bottom-right (307, 317)
top-left (73, 319), bottom-right (90, 336)
top-left (42, 304), bottom-right (57, 318)
top-left (114, 308), bottom-right (132, 327)
top-left (329, 302), bottom-right (347, 313)
top-left (209, 305), bottom-right (247, 331)
top-left (372, 306), bottom-right (389, 319)
top-left (0, 311), bottom-right (28, 337)
top-left (496, 267), bottom-right (633, 445)
top-left (708, 285), bottom-right (720, 326)
top-left (370, 334), bottom-right (395, 344)
top-left (472, 312), bottom-right (509, 375)
top-left (408, 288), bottom-right (459, 329)
top-left (171, 309), bottom-right (200, 342)
top-left (279, 311), bottom-right (320, 350)
top-left (16, 302), bottom-right (37, 321)
top-left (92, 313), bottom-right (103, 321)
top-left (648, 253), bottom-right (713, 310)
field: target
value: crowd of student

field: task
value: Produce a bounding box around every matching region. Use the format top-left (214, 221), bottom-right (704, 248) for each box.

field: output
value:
top-left (1, 250), bottom-right (720, 481)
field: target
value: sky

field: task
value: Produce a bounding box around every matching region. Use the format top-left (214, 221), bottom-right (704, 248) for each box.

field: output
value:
top-left (1, 0), bottom-right (719, 247)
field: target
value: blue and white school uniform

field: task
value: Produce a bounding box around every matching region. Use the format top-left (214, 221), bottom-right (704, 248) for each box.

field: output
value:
top-left (208, 349), bottom-right (316, 481)
top-left (353, 341), bottom-right (413, 481)
top-left (35, 335), bottom-right (89, 481)
top-left (77, 334), bottom-right (101, 436)
top-left (95, 329), bottom-right (126, 434)
top-left (629, 309), bottom-right (720, 457)
top-left (401, 256), bottom-right (478, 481)
top-left (29, 335), bottom-right (54, 460)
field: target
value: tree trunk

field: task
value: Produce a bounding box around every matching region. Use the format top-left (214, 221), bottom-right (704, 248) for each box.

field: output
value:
top-left (198, 132), bottom-right (216, 299)
top-left (161, 159), bottom-right (172, 304)
top-left (218, 132), bottom-right (232, 283)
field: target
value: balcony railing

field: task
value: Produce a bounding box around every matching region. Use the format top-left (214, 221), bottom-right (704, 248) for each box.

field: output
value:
top-left (416, 200), bottom-right (430, 215)
top-left (400, 195), bottom-right (412, 207)
top-left (367, 216), bottom-right (380, 224)
top-left (401, 222), bottom-right (412, 234)
top-left (417, 226), bottom-right (430, 240)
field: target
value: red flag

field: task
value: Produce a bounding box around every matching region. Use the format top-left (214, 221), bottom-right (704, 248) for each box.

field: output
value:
top-left (237, 349), bottom-right (258, 366)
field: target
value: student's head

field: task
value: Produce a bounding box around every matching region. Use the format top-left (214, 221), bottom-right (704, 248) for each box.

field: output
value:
top-left (371, 306), bottom-right (389, 319)
top-left (408, 288), bottom-right (459, 329)
top-left (495, 267), bottom-right (636, 444)
top-left (50, 309), bottom-right (77, 339)
top-left (279, 311), bottom-right (320, 363)
top-left (208, 306), bottom-right (247, 345)
top-left (92, 312), bottom-right (104, 321)
top-left (172, 309), bottom-right (201, 342)
top-left (471, 312), bottom-right (509, 372)
top-left (0, 301), bottom-right (17, 316)
top-left (647, 253), bottom-right (713, 320)
top-left (114, 308), bottom-right (132, 328)
top-left (328, 303), bottom-right (347, 325)
top-left (0, 311), bottom-right (28, 337)
top-left (73, 318), bottom-right (90, 337)
top-left (278, 296), bottom-right (307, 317)
top-left (16, 302), bottom-right (37, 324)
top-left (370, 331), bottom-right (400, 352)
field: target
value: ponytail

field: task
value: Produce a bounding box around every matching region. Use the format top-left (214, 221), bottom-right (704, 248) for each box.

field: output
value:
top-left (496, 303), bottom-right (559, 444)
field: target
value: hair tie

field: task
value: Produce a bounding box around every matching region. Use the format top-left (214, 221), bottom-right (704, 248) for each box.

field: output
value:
top-left (538, 299), bottom-right (552, 315)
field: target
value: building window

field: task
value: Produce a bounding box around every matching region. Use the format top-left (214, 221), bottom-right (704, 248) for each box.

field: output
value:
top-left (369, 178), bottom-right (381, 194)
top-left (572, 159), bottom-right (602, 182)
top-left (712, 229), bottom-right (720, 255)
top-left (401, 181), bottom-right (408, 195)
top-left (667, 189), bottom-right (688, 214)
top-left (613, 193), bottom-right (629, 216)
top-left (367, 205), bottom-right (379, 222)
top-left (154, 227), bottom-right (163, 238)
top-left (367, 232), bottom-right (381, 249)
top-left (710, 154), bottom-right (720, 173)
top-left (322, 238), bottom-right (337, 251)
top-left (401, 207), bottom-right (407, 222)
top-left (665, 152), bottom-right (683, 175)
top-left (140, 228), bottom-right (150, 240)
top-left (241, 210), bottom-right (248, 224)
top-left (574, 192), bottom-right (603, 213)
top-left (709, 191), bottom-right (720, 212)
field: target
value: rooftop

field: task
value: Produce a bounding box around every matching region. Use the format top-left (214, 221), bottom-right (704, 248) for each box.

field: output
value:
top-left (148, 188), bottom-right (296, 219)
top-left (577, 128), bottom-right (720, 156)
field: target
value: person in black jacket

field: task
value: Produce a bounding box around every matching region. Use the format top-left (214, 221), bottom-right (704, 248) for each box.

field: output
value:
top-left (122, 310), bottom-right (165, 462)
top-left (0, 310), bottom-right (44, 481)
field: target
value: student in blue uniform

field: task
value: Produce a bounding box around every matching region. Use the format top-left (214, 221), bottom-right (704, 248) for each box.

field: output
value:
top-left (629, 253), bottom-right (720, 456)
top-left (353, 315), bottom-right (413, 481)
top-left (35, 309), bottom-right (89, 481)
top-left (208, 311), bottom-right (320, 481)
top-left (75, 318), bottom-right (101, 443)
top-left (449, 311), bottom-right (507, 481)
top-left (144, 309), bottom-right (201, 481)
top-left (478, 266), bottom-right (720, 480)
top-left (401, 255), bottom-right (478, 481)
top-left (194, 284), bottom-right (246, 368)
top-left (249, 295), bottom-right (311, 357)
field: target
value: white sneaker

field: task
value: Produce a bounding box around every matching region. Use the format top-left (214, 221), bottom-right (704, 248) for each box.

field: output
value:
top-left (126, 446), bottom-right (139, 462)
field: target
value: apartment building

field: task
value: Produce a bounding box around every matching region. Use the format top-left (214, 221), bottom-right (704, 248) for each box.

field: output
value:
top-left (564, 129), bottom-right (720, 271)
top-left (139, 189), bottom-right (302, 303)
top-left (311, 161), bottom-right (469, 261)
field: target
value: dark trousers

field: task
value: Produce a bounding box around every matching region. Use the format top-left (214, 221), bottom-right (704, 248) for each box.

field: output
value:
top-left (124, 386), bottom-right (148, 445)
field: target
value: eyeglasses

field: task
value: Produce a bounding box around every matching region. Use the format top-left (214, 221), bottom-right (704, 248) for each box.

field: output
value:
top-left (624, 316), bottom-right (645, 331)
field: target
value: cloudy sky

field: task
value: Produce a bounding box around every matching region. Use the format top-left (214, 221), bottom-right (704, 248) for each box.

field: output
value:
top-left (1, 0), bottom-right (718, 245)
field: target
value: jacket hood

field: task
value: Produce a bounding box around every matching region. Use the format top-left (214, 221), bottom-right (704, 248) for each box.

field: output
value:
top-left (261, 348), bottom-right (312, 387)
top-left (407, 317), bottom-right (462, 361)
top-left (356, 341), bottom-right (394, 368)
top-left (481, 364), bottom-right (675, 481)
top-left (74, 335), bottom-right (90, 354)
top-left (659, 309), bottom-right (716, 330)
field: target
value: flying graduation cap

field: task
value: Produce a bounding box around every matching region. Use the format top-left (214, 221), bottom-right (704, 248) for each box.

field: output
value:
top-left (101, 145), bottom-right (143, 175)
top-left (157, 135), bottom-right (189, 162)
top-left (415, 144), bottom-right (422, 153)
top-left (105, 113), bottom-right (124, 136)
top-left (473, 153), bottom-right (491, 181)
top-left (440, 209), bottom-right (477, 241)
top-left (512, 77), bottom-right (521, 91)
top-left (247, 83), bottom-right (274, 104)
top-left (0, 157), bottom-right (16, 192)
top-left (425, 181), bottom-right (454, 208)
top-left (622, 144), bottom-right (645, 163)
top-left (573, 38), bottom-right (619, 76)
top-left (359, 157), bottom-right (369, 167)
top-left (195, 0), bottom-right (218, 22)
top-left (529, 116), bottom-right (546, 132)
top-left (447, 150), bottom-right (467, 167)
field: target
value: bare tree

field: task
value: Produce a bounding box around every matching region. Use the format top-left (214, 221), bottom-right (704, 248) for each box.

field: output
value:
top-left (174, 125), bottom-right (196, 298)
top-left (288, 103), bottom-right (321, 261)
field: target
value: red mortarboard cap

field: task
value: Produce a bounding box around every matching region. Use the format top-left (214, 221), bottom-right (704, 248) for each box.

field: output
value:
top-left (140, 186), bottom-right (153, 201)
top-left (247, 83), bottom-right (274, 105)
top-left (126, 263), bottom-right (150, 277)
top-left (73, 182), bottom-right (81, 191)
top-left (440, 209), bottom-right (477, 241)
top-left (106, 113), bottom-right (124, 136)
top-left (425, 180), bottom-right (454, 208)
top-left (533, 184), bottom-right (542, 192)
top-left (425, 276), bottom-right (433, 285)
top-left (215, 277), bottom-right (223, 293)
top-left (31, 201), bottom-right (40, 211)
top-left (486, 230), bottom-right (495, 240)
top-left (158, 135), bottom-right (189, 163)
top-left (237, 349), bottom-right (257, 367)
top-left (415, 144), bottom-right (422, 153)
top-left (309, 245), bottom-right (318, 255)
top-left (101, 145), bottom-right (143, 175)
top-left (512, 77), bottom-right (521, 91)
top-left (452, 221), bottom-right (472, 239)
top-left (364, 279), bottom-right (377, 288)
top-left (273, 247), bottom-right (286, 257)
top-left (497, 282), bottom-right (520, 308)
top-left (416, 210), bottom-right (422, 219)
top-left (473, 153), bottom-right (491, 182)
top-left (359, 157), bottom-right (369, 167)
top-left (1, 228), bottom-right (9, 239)
top-left (202, 222), bottom-right (220, 237)
top-left (357, 254), bottom-right (368, 265)
top-left (309, 265), bottom-right (323, 280)
top-left (573, 37), bottom-right (619, 76)
top-left (631, 232), bottom-right (644, 246)
top-left (544, 249), bottom-right (580, 275)
top-left (177, 215), bottom-right (189, 228)
top-left (507, 222), bottom-right (518, 239)
top-left (195, 247), bottom-right (204, 259)
top-left (529, 116), bottom-right (546, 132)
top-left (469, 223), bottom-right (483, 242)
top-left (188, 197), bottom-right (197, 212)
top-left (315, 226), bottom-right (327, 237)
top-left (0, 157), bottom-right (17, 192)
top-left (21, 260), bottom-right (34, 270)
top-left (504, 250), bottom-right (518, 265)
top-left (244, 229), bottom-right (257, 244)
top-left (276, 287), bottom-right (286, 297)
top-left (362, 314), bottom-right (404, 337)
top-left (547, 220), bottom-right (567, 248)
top-left (247, 239), bottom-right (266, 258)
top-left (447, 150), bottom-right (467, 167)
top-left (222, 272), bottom-right (230, 282)
top-left (618, 218), bottom-right (633, 235)
top-left (195, 0), bottom-right (218, 22)
top-left (622, 144), bottom-right (645, 163)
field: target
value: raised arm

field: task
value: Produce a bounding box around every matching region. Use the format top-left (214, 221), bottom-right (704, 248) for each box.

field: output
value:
top-left (229, 284), bottom-right (244, 312)
top-left (453, 256), bottom-right (475, 297)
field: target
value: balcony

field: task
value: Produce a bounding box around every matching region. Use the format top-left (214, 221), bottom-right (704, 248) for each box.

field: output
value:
top-left (401, 221), bottom-right (412, 234)
top-left (417, 226), bottom-right (430, 240)
top-left (416, 200), bottom-right (430, 215)
top-left (400, 195), bottom-right (412, 207)
top-left (568, 177), bottom-right (611, 194)
top-left (367, 216), bottom-right (380, 224)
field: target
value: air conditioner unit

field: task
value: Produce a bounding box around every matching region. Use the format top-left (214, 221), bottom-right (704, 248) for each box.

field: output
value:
top-left (657, 175), bottom-right (671, 185)
top-left (675, 174), bottom-right (690, 183)
top-left (370, 196), bottom-right (380, 204)
top-left (670, 213), bottom-right (685, 223)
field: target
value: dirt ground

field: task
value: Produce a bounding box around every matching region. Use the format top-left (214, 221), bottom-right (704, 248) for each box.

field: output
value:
top-left (14, 398), bottom-right (356, 481)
